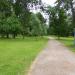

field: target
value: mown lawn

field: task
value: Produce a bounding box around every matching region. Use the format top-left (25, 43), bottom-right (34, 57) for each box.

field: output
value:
top-left (58, 37), bottom-right (75, 52)
top-left (0, 37), bottom-right (48, 75)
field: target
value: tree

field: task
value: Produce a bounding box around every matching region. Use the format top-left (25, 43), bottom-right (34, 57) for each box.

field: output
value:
top-left (0, 0), bottom-right (12, 18)
top-left (36, 12), bottom-right (47, 35)
top-left (0, 15), bottom-right (21, 38)
top-left (7, 15), bottom-right (21, 38)
top-left (12, 0), bottom-right (42, 37)
top-left (0, 0), bottom-right (12, 38)
top-left (36, 12), bottom-right (46, 24)
top-left (56, 0), bottom-right (75, 28)
top-left (29, 13), bottom-right (43, 36)
top-left (47, 6), bottom-right (69, 38)
top-left (57, 8), bottom-right (69, 37)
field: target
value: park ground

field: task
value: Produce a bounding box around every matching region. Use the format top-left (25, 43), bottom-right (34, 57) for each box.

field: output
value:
top-left (0, 37), bottom-right (48, 75)
top-left (0, 37), bottom-right (75, 75)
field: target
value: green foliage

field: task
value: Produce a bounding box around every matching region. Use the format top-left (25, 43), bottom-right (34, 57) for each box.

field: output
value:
top-left (36, 12), bottom-right (47, 35)
top-left (7, 15), bottom-right (21, 38)
top-left (0, 0), bottom-right (12, 17)
top-left (47, 6), bottom-right (69, 37)
top-left (56, 0), bottom-right (75, 27)
top-left (28, 13), bottom-right (47, 36)
top-left (12, 0), bottom-right (43, 37)
top-left (57, 8), bottom-right (69, 36)
top-left (46, 0), bottom-right (75, 37)
top-left (0, 15), bottom-right (21, 38)
top-left (29, 13), bottom-right (42, 36)
top-left (0, 0), bottom-right (47, 38)
top-left (36, 12), bottom-right (46, 24)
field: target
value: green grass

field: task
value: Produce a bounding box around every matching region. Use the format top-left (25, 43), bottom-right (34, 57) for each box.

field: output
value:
top-left (0, 37), bottom-right (48, 75)
top-left (58, 37), bottom-right (75, 52)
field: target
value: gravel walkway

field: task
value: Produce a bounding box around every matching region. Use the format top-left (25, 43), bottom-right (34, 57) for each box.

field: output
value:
top-left (28, 38), bottom-right (75, 75)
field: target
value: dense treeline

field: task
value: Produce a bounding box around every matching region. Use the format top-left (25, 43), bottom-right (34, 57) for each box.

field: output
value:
top-left (0, 0), bottom-right (47, 38)
top-left (47, 0), bottom-right (75, 38)
top-left (0, 0), bottom-right (75, 39)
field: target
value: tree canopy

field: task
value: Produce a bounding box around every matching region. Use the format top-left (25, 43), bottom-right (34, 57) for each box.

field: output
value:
top-left (0, 0), bottom-right (75, 38)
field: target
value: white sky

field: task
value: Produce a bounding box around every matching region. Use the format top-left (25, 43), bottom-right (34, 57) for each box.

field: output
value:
top-left (32, 0), bottom-right (56, 12)
top-left (42, 0), bottom-right (56, 6)
top-left (31, 0), bottom-right (57, 25)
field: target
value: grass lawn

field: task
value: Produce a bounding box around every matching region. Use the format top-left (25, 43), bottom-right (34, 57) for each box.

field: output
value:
top-left (58, 37), bottom-right (75, 52)
top-left (0, 37), bottom-right (48, 75)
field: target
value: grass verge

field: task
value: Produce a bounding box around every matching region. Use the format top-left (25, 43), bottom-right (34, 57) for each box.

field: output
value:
top-left (58, 37), bottom-right (75, 52)
top-left (0, 37), bottom-right (48, 75)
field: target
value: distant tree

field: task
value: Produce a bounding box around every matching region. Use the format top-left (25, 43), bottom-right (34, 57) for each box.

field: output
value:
top-left (0, 0), bottom-right (43, 38)
top-left (47, 6), bottom-right (69, 38)
top-left (36, 12), bottom-right (46, 24)
top-left (36, 12), bottom-right (47, 35)
top-left (12, 0), bottom-right (42, 37)
top-left (56, 0), bottom-right (75, 28)
top-left (29, 13), bottom-right (43, 36)
top-left (57, 8), bottom-right (69, 37)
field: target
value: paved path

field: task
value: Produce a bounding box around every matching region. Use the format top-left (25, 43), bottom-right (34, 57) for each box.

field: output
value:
top-left (28, 38), bottom-right (75, 75)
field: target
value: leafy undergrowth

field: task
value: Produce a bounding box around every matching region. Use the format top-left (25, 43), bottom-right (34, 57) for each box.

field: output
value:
top-left (0, 37), bottom-right (48, 75)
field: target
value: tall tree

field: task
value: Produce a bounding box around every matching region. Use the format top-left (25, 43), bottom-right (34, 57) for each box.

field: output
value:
top-left (0, 0), bottom-right (12, 18)
top-left (47, 6), bottom-right (69, 38)
top-left (36, 12), bottom-right (47, 35)
top-left (0, 0), bottom-right (12, 38)
top-left (56, 0), bottom-right (75, 27)
top-left (29, 13), bottom-right (43, 36)
top-left (11, 0), bottom-right (42, 37)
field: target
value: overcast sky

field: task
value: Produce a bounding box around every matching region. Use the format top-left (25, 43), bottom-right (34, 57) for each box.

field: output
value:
top-left (42, 0), bottom-right (56, 6)
top-left (31, 0), bottom-right (57, 24)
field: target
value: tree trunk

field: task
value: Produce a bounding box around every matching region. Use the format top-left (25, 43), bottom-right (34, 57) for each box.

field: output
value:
top-left (13, 34), bottom-right (16, 39)
top-left (1, 34), bottom-right (5, 38)
top-left (22, 34), bottom-right (25, 39)
top-left (22, 32), bottom-right (25, 39)
top-left (6, 33), bottom-right (9, 38)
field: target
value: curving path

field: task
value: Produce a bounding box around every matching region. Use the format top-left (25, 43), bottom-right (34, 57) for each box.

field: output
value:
top-left (28, 38), bottom-right (75, 75)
